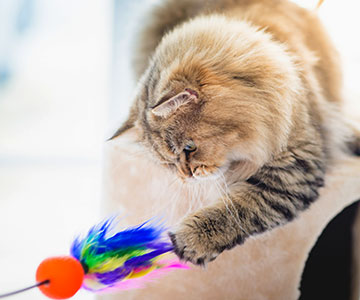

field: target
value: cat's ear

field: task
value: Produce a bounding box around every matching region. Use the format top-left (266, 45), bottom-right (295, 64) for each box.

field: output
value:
top-left (108, 106), bottom-right (138, 141)
top-left (151, 89), bottom-right (199, 118)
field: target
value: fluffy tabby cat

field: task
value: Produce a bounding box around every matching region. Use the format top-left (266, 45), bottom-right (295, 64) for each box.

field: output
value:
top-left (111, 0), bottom-right (360, 265)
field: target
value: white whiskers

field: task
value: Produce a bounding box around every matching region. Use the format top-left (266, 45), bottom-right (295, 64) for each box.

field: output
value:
top-left (214, 169), bottom-right (246, 232)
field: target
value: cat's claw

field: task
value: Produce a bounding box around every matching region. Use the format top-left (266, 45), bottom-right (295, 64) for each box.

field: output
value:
top-left (169, 221), bottom-right (221, 265)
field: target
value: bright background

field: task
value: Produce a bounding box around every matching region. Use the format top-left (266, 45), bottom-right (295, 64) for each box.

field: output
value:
top-left (0, 1), bottom-right (359, 299)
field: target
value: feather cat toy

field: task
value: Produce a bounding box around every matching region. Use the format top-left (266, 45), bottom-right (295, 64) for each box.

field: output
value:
top-left (0, 218), bottom-right (188, 299)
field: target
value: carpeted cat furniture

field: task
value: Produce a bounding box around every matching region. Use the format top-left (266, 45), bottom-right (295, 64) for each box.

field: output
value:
top-left (100, 112), bottom-right (360, 300)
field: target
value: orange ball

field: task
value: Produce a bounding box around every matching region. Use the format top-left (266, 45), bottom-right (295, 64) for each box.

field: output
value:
top-left (36, 256), bottom-right (85, 299)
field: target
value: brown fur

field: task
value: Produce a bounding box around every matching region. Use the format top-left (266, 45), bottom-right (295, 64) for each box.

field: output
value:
top-left (111, 0), bottom-right (360, 265)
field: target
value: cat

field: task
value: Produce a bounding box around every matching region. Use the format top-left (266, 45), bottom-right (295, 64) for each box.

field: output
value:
top-left (110, 0), bottom-right (360, 265)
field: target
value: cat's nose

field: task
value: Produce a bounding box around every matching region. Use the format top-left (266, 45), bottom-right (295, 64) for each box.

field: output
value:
top-left (175, 159), bottom-right (193, 179)
top-left (175, 163), bottom-right (192, 179)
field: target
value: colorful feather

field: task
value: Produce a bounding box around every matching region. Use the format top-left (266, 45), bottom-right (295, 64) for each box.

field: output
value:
top-left (70, 218), bottom-right (188, 293)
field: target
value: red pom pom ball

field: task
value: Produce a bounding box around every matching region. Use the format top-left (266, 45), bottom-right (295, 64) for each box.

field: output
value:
top-left (36, 256), bottom-right (85, 299)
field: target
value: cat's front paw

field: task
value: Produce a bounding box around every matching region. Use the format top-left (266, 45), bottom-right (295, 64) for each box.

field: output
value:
top-left (169, 217), bottom-right (222, 265)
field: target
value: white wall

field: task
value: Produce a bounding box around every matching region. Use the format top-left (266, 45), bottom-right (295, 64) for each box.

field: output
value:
top-left (0, 1), bottom-right (111, 299)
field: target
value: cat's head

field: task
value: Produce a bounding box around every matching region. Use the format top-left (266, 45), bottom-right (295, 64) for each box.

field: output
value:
top-left (111, 16), bottom-right (302, 181)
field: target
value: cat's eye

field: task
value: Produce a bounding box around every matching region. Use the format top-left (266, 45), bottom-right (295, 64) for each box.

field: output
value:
top-left (184, 141), bottom-right (197, 153)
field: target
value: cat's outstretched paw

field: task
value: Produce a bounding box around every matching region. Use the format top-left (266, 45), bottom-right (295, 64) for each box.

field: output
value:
top-left (169, 218), bottom-right (222, 265)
